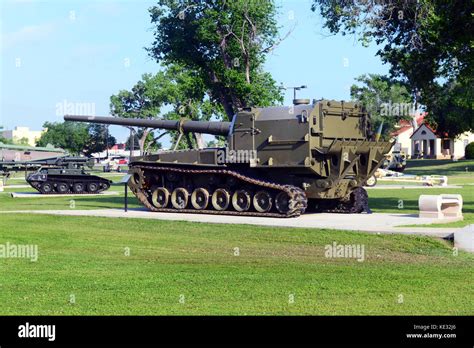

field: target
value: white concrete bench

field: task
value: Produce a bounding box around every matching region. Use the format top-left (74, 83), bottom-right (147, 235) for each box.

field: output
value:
top-left (419, 194), bottom-right (463, 219)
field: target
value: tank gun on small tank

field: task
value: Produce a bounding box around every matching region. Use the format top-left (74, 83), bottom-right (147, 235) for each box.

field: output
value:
top-left (65, 99), bottom-right (393, 217)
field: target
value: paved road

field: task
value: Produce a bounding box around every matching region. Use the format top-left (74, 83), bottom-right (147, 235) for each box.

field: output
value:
top-left (0, 208), bottom-right (461, 237)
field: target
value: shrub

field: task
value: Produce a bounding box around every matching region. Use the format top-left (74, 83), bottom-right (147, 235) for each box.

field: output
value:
top-left (465, 142), bottom-right (474, 159)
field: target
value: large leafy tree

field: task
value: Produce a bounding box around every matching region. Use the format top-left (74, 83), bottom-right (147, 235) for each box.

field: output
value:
top-left (110, 73), bottom-right (162, 154)
top-left (426, 80), bottom-right (474, 138)
top-left (37, 122), bottom-right (89, 155)
top-left (110, 65), bottom-right (223, 152)
top-left (83, 124), bottom-right (117, 157)
top-left (147, 0), bottom-right (284, 120)
top-left (37, 122), bottom-right (116, 155)
top-left (350, 74), bottom-right (413, 139)
top-left (312, 0), bottom-right (473, 136)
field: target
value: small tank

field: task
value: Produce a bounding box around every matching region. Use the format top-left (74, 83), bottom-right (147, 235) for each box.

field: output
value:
top-left (65, 99), bottom-right (392, 216)
top-left (24, 156), bottom-right (111, 194)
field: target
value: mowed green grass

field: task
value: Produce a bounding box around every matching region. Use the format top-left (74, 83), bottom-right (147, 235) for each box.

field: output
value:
top-left (0, 214), bottom-right (473, 315)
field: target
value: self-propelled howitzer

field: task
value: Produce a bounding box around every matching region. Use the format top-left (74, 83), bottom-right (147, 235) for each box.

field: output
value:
top-left (1, 156), bottom-right (112, 194)
top-left (65, 99), bottom-right (393, 217)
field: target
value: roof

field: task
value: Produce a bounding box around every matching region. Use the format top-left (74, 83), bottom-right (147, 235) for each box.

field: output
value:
top-left (0, 142), bottom-right (65, 152)
top-left (391, 112), bottom-right (426, 136)
top-left (410, 123), bottom-right (437, 139)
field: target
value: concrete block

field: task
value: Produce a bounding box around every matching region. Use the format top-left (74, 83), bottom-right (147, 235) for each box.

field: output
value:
top-left (455, 225), bottom-right (474, 253)
top-left (419, 194), bottom-right (463, 219)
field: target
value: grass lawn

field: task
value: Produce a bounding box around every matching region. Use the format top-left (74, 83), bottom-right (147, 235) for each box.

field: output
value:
top-left (0, 214), bottom-right (472, 315)
top-left (0, 159), bottom-right (472, 315)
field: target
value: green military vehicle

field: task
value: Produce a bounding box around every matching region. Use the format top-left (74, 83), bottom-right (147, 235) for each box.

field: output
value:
top-left (65, 99), bottom-right (392, 217)
top-left (26, 156), bottom-right (111, 194)
top-left (0, 156), bottom-right (111, 194)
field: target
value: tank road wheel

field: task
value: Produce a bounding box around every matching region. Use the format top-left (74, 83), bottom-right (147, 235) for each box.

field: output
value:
top-left (151, 187), bottom-right (170, 208)
top-left (56, 182), bottom-right (69, 194)
top-left (232, 190), bottom-right (251, 212)
top-left (73, 182), bottom-right (84, 193)
top-left (365, 175), bottom-right (377, 187)
top-left (275, 191), bottom-right (291, 214)
top-left (87, 182), bottom-right (99, 193)
top-left (191, 188), bottom-right (210, 210)
top-left (128, 167), bottom-right (146, 192)
top-left (41, 182), bottom-right (53, 193)
top-left (171, 188), bottom-right (189, 209)
top-left (211, 189), bottom-right (230, 211)
top-left (253, 190), bottom-right (273, 213)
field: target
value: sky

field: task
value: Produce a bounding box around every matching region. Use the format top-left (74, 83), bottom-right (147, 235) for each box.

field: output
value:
top-left (0, 0), bottom-right (390, 144)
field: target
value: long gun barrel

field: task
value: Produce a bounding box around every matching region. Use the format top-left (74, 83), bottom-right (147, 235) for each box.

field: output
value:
top-left (64, 115), bottom-right (231, 137)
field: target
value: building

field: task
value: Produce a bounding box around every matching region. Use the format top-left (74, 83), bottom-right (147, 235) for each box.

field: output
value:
top-left (391, 114), bottom-right (473, 159)
top-left (91, 143), bottom-right (140, 160)
top-left (410, 124), bottom-right (474, 159)
top-left (0, 143), bottom-right (65, 161)
top-left (0, 126), bottom-right (44, 146)
top-left (390, 113), bottom-right (426, 155)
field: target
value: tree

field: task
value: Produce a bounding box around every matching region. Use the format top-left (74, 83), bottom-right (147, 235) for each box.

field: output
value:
top-left (83, 124), bottom-right (117, 157)
top-left (312, 0), bottom-right (474, 136)
top-left (14, 137), bottom-right (30, 146)
top-left (125, 133), bottom-right (141, 151)
top-left (350, 74), bottom-right (413, 139)
top-left (111, 65), bottom-right (225, 152)
top-left (0, 136), bottom-right (13, 144)
top-left (110, 73), bottom-right (162, 154)
top-left (147, 0), bottom-right (284, 120)
top-left (37, 122), bottom-right (116, 155)
top-left (36, 122), bottom-right (89, 154)
top-left (425, 80), bottom-right (474, 138)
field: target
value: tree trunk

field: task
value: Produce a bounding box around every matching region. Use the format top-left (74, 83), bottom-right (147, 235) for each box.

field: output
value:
top-left (138, 128), bottom-right (150, 156)
top-left (194, 133), bottom-right (205, 149)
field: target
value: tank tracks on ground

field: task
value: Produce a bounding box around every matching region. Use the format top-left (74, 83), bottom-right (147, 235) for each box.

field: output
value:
top-left (129, 164), bottom-right (308, 218)
top-left (311, 187), bottom-right (371, 214)
top-left (27, 175), bottom-right (111, 195)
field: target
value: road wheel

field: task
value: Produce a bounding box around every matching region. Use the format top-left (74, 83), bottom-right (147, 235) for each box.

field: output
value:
top-left (365, 175), bottom-right (377, 187)
top-left (152, 187), bottom-right (170, 208)
top-left (211, 188), bottom-right (230, 211)
top-left (73, 182), bottom-right (84, 193)
top-left (56, 182), bottom-right (69, 194)
top-left (275, 191), bottom-right (290, 214)
top-left (191, 188), bottom-right (209, 210)
top-left (41, 182), bottom-right (53, 193)
top-left (232, 190), bottom-right (251, 212)
top-left (171, 187), bottom-right (189, 209)
top-left (87, 182), bottom-right (99, 193)
top-left (253, 190), bottom-right (273, 213)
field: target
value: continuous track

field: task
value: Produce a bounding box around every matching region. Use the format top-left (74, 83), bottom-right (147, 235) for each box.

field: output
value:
top-left (130, 164), bottom-right (308, 218)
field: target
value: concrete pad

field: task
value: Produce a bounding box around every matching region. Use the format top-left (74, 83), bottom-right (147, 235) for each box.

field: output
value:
top-left (366, 185), bottom-right (462, 190)
top-left (4, 184), bottom-right (30, 189)
top-left (0, 209), bottom-right (461, 237)
top-left (454, 225), bottom-right (474, 252)
top-left (10, 191), bottom-right (119, 198)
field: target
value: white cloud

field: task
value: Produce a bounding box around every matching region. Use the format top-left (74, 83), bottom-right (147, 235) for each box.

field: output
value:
top-left (1, 23), bottom-right (55, 49)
